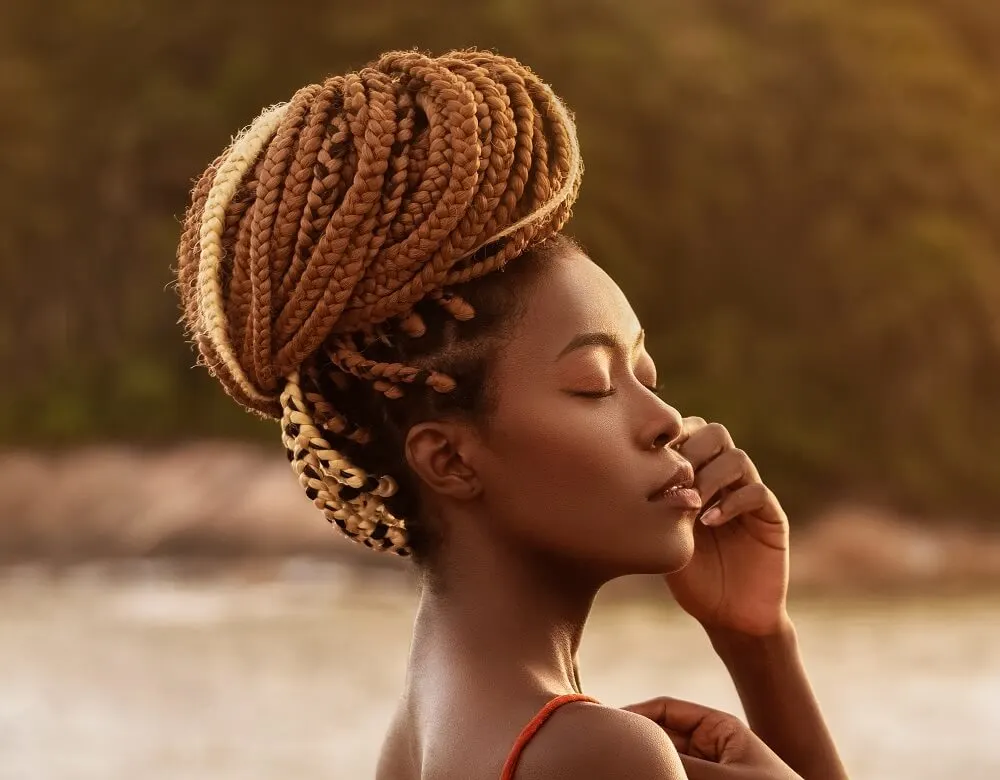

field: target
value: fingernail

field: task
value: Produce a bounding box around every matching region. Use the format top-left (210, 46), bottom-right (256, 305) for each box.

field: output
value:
top-left (700, 507), bottom-right (721, 525)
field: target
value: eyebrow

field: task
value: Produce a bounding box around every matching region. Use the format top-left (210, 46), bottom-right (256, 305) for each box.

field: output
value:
top-left (555, 328), bottom-right (645, 361)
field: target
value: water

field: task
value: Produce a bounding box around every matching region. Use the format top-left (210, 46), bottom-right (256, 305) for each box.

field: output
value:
top-left (0, 562), bottom-right (997, 779)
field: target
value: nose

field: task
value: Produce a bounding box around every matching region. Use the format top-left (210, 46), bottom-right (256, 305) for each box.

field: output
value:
top-left (647, 404), bottom-right (684, 450)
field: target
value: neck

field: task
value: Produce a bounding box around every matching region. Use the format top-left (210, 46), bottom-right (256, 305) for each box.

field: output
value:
top-left (406, 532), bottom-right (608, 700)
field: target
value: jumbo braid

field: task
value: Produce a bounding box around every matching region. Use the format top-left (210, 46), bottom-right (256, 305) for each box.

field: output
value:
top-left (283, 82), bottom-right (346, 303)
top-left (176, 48), bottom-right (583, 558)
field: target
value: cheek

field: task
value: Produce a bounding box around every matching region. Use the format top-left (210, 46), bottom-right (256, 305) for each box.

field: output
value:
top-left (484, 402), bottom-right (629, 532)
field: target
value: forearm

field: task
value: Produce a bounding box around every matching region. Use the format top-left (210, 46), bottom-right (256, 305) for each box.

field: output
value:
top-left (706, 618), bottom-right (849, 780)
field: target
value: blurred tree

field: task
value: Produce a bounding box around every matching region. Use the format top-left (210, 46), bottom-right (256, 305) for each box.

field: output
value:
top-left (1, 0), bottom-right (998, 521)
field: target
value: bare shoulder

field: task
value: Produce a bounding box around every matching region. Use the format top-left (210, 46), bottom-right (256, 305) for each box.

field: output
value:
top-left (512, 700), bottom-right (686, 780)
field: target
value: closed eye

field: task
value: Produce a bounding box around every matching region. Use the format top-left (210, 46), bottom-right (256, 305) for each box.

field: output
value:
top-left (575, 383), bottom-right (663, 399)
top-left (574, 390), bottom-right (615, 399)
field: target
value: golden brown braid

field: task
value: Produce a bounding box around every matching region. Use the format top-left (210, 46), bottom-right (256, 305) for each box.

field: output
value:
top-left (175, 48), bottom-right (583, 557)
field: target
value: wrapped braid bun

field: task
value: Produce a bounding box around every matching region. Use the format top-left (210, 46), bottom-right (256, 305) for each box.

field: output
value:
top-left (175, 48), bottom-right (583, 557)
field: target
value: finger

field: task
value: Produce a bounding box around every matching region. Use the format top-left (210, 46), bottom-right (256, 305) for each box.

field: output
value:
top-left (692, 447), bottom-right (760, 511)
top-left (623, 697), bottom-right (751, 766)
top-left (679, 415), bottom-right (708, 439)
top-left (619, 696), bottom-right (720, 734)
top-left (678, 754), bottom-right (733, 779)
top-left (676, 421), bottom-right (734, 470)
top-left (702, 482), bottom-right (785, 528)
top-left (620, 700), bottom-right (694, 753)
top-left (670, 416), bottom-right (706, 455)
top-left (664, 726), bottom-right (692, 755)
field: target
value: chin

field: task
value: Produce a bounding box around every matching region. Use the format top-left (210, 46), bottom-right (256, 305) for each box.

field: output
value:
top-left (623, 515), bottom-right (697, 576)
top-left (666, 523), bottom-right (697, 572)
top-left (666, 511), bottom-right (699, 570)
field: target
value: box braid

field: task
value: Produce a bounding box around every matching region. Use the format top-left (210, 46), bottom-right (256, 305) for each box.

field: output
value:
top-left (175, 48), bottom-right (583, 563)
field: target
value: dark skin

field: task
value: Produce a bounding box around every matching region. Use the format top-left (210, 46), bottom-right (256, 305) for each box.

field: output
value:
top-left (376, 248), bottom-right (848, 780)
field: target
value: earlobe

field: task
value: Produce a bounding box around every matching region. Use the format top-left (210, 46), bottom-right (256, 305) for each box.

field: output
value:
top-left (404, 422), bottom-right (481, 500)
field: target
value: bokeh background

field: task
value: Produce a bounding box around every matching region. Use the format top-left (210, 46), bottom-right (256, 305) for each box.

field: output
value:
top-left (2, 1), bottom-right (999, 778)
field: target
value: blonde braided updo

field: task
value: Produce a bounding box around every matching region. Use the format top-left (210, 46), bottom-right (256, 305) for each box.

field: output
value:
top-left (175, 48), bottom-right (583, 561)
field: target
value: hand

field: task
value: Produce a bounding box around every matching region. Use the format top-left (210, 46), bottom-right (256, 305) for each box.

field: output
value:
top-left (621, 695), bottom-right (803, 780)
top-left (665, 417), bottom-right (790, 636)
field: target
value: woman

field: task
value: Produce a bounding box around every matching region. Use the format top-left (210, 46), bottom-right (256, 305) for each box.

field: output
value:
top-left (176, 48), bottom-right (848, 780)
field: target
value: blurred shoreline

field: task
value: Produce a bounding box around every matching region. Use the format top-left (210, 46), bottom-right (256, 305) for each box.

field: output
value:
top-left (2, 442), bottom-right (998, 595)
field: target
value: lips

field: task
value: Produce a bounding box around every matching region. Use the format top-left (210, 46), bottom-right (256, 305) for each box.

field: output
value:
top-left (647, 463), bottom-right (697, 502)
top-left (655, 485), bottom-right (703, 510)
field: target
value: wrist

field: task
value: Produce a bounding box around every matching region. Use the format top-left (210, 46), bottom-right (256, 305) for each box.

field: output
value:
top-left (704, 614), bottom-right (797, 663)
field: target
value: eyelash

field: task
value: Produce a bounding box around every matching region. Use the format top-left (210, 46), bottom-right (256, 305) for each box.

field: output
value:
top-left (577, 383), bottom-right (663, 399)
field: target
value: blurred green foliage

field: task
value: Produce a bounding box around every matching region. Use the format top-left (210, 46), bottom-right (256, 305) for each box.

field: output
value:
top-left (2, 0), bottom-right (998, 521)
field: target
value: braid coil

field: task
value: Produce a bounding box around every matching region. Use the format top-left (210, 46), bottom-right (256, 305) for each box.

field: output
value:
top-left (176, 49), bottom-right (583, 556)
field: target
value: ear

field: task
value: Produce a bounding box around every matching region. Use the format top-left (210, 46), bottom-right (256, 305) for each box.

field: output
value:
top-left (403, 420), bottom-right (482, 501)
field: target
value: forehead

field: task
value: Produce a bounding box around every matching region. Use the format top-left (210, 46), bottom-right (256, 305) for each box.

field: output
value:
top-left (509, 248), bottom-right (641, 360)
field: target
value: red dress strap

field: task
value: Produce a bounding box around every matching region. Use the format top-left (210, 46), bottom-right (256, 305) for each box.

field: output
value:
top-left (499, 693), bottom-right (601, 780)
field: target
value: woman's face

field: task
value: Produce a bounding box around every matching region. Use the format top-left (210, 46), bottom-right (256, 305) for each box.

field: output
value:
top-left (472, 247), bottom-right (698, 578)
